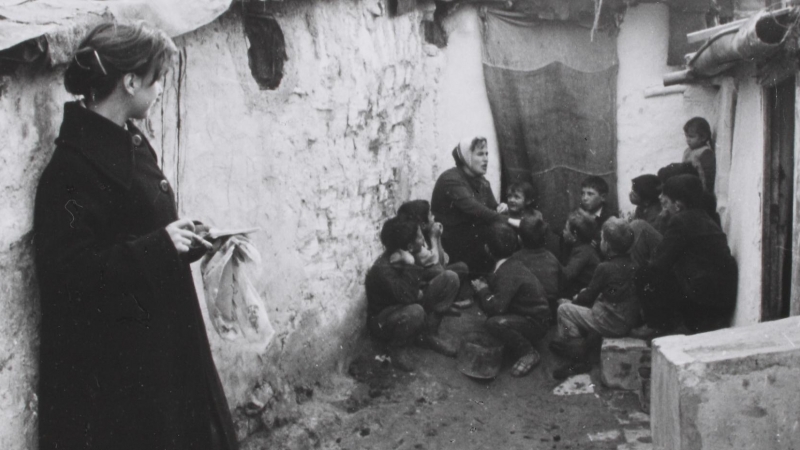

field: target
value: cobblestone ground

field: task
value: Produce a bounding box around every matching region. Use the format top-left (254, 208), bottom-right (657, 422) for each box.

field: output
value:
top-left (243, 307), bottom-right (653, 450)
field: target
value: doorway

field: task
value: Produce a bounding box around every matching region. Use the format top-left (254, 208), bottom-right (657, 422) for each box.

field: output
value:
top-left (762, 76), bottom-right (795, 321)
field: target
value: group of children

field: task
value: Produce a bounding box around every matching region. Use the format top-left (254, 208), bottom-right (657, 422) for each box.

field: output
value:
top-left (365, 116), bottom-right (737, 379)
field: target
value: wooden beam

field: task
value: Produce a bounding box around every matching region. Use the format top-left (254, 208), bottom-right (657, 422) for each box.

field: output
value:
top-left (687, 7), bottom-right (793, 44)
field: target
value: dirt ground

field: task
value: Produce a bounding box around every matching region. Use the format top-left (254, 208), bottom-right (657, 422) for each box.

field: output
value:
top-left (242, 306), bottom-right (653, 450)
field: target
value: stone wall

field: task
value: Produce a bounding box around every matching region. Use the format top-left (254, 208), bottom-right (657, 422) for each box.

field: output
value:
top-left (0, 0), bottom-right (450, 446)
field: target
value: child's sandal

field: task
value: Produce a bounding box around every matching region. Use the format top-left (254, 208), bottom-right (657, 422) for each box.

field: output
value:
top-left (510, 351), bottom-right (540, 377)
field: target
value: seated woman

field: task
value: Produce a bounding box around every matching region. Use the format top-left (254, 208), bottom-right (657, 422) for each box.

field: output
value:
top-left (431, 136), bottom-right (517, 277)
top-left (633, 174), bottom-right (737, 337)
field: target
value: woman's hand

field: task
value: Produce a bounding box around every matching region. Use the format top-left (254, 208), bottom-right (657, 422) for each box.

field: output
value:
top-left (166, 218), bottom-right (211, 254)
top-left (496, 203), bottom-right (509, 214)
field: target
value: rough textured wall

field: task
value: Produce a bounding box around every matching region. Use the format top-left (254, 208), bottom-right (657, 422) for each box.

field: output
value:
top-left (145, 0), bottom-right (447, 434)
top-left (616, 3), bottom-right (717, 216)
top-left (0, 0), bottom-right (448, 446)
top-left (0, 70), bottom-right (71, 450)
top-left (726, 68), bottom-right (764, 326)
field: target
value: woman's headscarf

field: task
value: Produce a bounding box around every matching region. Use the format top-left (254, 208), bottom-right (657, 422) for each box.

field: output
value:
top-left (451, 136), bottom-right (487, 171)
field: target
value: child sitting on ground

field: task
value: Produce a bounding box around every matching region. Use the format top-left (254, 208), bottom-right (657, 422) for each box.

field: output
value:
top-left (561, 211), bottom-right (600, 298)
top-left (682, 117), bottom-right (716, 193)
top-left (509, 215), bottom-right (562, 313)
top-left (398, 200), bottom-right (473, 309)
top-left (630, 174), bottom-right (663, 231)
top-left (506, 181), bottom-right (543, 221)
top-left (472, 222), bottom-right (550, 377)
top-left (365, 217), bottom-right (460, 371)
top-left (551, 218), bottom-right (640, 379)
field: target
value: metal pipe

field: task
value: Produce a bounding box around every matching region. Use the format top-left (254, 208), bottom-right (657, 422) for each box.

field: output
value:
top-left (663, 8), bottom-right (795, 86)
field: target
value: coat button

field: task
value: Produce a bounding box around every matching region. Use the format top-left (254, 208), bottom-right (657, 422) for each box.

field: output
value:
top-left (132, 135), bottom-right (142, 146)
top-left (160, 180), bottom-right (169, 192)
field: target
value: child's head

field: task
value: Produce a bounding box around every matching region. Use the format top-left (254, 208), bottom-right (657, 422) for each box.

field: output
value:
top-left (630, 174), bottom-right (661, 205)
top-left (506, 181), bottom-right (536, 214)
top-left (600, 218), bottom-right (634, 257)
top-left (380, 217), bottom-right (424, 254)
top-left (580, 176), bottom-right (609, 214)
top-left (519, 215), bottom-right (549, 249)
top-left (563, 211), bottom-right (597, 245)
top-left (486, 222), bottom-right (519, 260)
top-left (660, 174), bottom-right (704, 213)
top-left (397, 200), bottom-right (432, 225)
top-left (683, 117), bottom-right (712, 150)
top-left (657, 162), bottom-right (698, 184)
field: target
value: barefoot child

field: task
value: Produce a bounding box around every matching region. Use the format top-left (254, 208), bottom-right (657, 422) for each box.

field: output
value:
top-left (473, 222), bottom-right (551, 377)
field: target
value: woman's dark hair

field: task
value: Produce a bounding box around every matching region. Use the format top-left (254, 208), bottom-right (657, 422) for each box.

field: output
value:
top-left (397, 200), bottom-right (430, 225)
top-left (380, 217), bottom-right (419, 253)
top-left (64, 22), bottom-right (178, 102)
top-left (662, 174), bottom-right (704, 209)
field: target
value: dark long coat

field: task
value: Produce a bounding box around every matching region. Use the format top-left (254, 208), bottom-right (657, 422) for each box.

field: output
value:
top-left (33, 102), bottom-right (238, 450)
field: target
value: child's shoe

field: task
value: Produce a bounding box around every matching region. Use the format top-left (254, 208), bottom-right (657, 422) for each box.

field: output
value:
top-left (417, 333), bottom-right (458, 357)
top-left (629, 324), bottom-right (666, 340)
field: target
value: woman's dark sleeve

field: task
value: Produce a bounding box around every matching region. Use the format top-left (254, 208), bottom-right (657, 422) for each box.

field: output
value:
top-left (34, 159), bottom-right (182, 302)
top-left (440, 176), bottom-right (501, 224)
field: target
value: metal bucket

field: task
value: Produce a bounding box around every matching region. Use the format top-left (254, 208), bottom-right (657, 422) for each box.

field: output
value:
top-left (457, 332), bottom-right (504, 379)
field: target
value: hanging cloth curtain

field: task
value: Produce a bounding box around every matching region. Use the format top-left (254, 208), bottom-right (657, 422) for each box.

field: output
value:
top-left (480, 8), bottom-right (618, 254)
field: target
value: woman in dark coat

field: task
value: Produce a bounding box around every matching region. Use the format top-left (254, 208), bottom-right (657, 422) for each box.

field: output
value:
top-left (33, 22), bottom-right (237, 450)
top-left (634, 174), bottom-right (737, 337)
top-left (431, 136), bottom-right (517, 277)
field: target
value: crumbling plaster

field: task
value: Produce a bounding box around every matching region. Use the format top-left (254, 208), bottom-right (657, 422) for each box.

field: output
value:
top-left (0, 0), bottom-right (458, 445)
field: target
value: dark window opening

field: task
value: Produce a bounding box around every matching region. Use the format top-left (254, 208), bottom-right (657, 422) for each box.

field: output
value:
top-left (243, 6), bottom-right (287, 91)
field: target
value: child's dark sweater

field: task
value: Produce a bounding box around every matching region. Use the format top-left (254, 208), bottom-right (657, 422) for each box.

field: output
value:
top-left (364, 254), bottom-right (422, 317)
top-left (509, 247), bottom-right (562, 301)
top-left (476, 259), bottom-right (550, 323)
top-left (562, 242), bottom-right (600, 297)
top-left (574, 254), bottom-right (640, 327)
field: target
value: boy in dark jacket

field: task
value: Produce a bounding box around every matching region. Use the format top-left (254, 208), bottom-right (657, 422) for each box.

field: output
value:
top-left (579, 175), bottom-right (617, 243)
top-left (560, 211), bottom-right (601, 298)
top-left (551, 218), bottom-right (640, 379)
top-left (473, 222), bottom-right (551, 377)
top-left (509, 215), bottom-right (562, 311)
top-left (365, 217), bottom-right (460, 371)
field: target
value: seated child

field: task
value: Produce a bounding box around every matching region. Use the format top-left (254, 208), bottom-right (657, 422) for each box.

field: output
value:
top-left (397, 200), bottom-right (449, 273)
top-left (398, 200), bottom-right (472, 308)
top-left (509, 215), bottom-right (563, 310)
top-left (632, 175), bottom-right (736, 338)
top-left (365, 217), bottom-right (460, 371)
top-left (630, 174), bottom-right (664, 231)
top-left (682, 117), bottom-right (716, 193)
top-left (560, 211), bottom-right (601, 298)
top-left (506, 181), bottom-right (543, 221)
top-left (578, 175), bottom-right (617, 244)
top-left (472, 222), bottom-right (550, 377)
top-left (551, 218), bottom-right (639, 379)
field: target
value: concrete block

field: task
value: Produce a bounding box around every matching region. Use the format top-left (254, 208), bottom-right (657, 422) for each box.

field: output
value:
top-left (652, 317), bottom-right (800, 450)
top-left (601, 338), bottom-right (651, 390)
